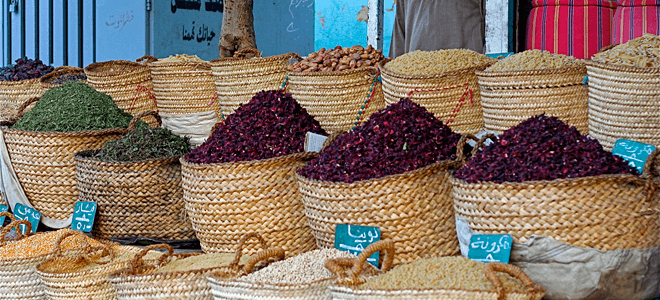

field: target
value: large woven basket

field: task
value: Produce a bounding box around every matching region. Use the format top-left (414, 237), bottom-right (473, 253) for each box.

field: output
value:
top-left (84, 60), bottom-right (159, 127)
top-left (286, 67), bottom-right (386, 134)
top-left (109, 233), bottom-right (285, 300)
top-left (181, 152), bottom-right (317, 257)
top-left (210, 50), bottom-right (300, 118)
top-left (452, 149), bottom-right (660, 250)
top-left (379, 60), bottom-right (492, 134)
top-left (39, 66), bottom-right (87, 91)
top-left (297, 135), bottom-right (477, 265)
top-left (148, 58), bottom-right (219, 116)
top-left (3, 99), bottom-right (140, 222)
top-left (74, 112), bottom-right (195, 241)
top-left (327, 240), bottom-right (545, 300)
top-left (476, 65), bottom-right (589, 134)
top-left (585, 60), bottom-right (660, 150)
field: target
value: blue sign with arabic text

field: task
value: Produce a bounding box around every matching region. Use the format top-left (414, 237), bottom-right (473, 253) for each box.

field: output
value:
top-left (0, 205), bottom-right (7, 225)
top-left (13, 203), bottom-right (40, 234)
top-left (612, 139), bottom-right (656, 174)
top-left (72, 201), bottom-right (97, 232)
top-left (335, 224), bottom-right (381, 267)
top-left (468, 234), bottom-right (512, 263)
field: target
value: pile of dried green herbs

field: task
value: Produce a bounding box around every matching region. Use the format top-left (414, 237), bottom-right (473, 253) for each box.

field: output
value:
top-left (94, 126), bottom-right (190, 162)
top-left (12, 81), bottom-right (145, 132)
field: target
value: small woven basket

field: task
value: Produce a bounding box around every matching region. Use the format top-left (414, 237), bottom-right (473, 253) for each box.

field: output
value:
top-left (585, 60), bottom-right (660, 150)
top-left (210, 49), bottom-right (300, 118)
top-left (181, 152), bottom-right (318, 257)
top-left (379, 60), bottom-right (492, 134)
top-left (452, 137), bottom-right (660, 250)
top-left (3, 99), bottom-right (142, 222)
top-left (327, 240), bottom-right (545, 300)
top-left (109, 233), bottom-right (285, 300)
top-left (297, 135), bottom-right (478, 265)
top-left (0, 64), bottom-right (67, 122)
top-left (84, 60), bottom-right (159, 127)
top-left (286, 67), bottom-right (386, 134)
top-left (476, 65), bottom-right (589, 134)
top-left (74, 111), bottom-right (195, 241)
top-left (39, 66), bottom-right (87, 91)
top-left (148, 58), bottom-right (220, 116)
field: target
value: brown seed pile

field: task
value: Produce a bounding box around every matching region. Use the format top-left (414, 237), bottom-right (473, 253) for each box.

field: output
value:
top-left (153, 54), bottom-right (207, 63)
top-left (485, 50), bottom-right (583, 72)
top-left (385, 49), bottom-right (495, 75)
top-left (360, 256), bottom-right (526, 291)
top-left (592, 33), bottom-right (660, 68)
top-left (157, 252), bottom-right (251, 273)
top-left (0, 229), bottom-right (100, 260)
top-left (289, 45), bottom-right (385, 72)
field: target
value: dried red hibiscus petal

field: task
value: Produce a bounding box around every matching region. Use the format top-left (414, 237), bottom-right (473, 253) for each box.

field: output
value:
top-left (454, 114), bottom-right (638, 183)
top-left (185, 90), bottom-right (326, 164)
top-left (298, 98), bottom-right (462, 183)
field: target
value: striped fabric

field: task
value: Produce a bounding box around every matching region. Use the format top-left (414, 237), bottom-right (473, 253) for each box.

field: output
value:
top-left (527, 0), bottom-right (618, 59)
top-left (612, 0), bottom-right (660, 44)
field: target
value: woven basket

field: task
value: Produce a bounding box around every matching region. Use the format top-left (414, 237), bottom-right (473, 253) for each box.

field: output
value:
top-left (0, 63), bottom-right (62, 122)
top-left (476, 65), bottom-right (589, 134)
top-left (109, 233), bottom-right (285, 300)
top-left (297, 135), bottom-right (478, 265)
top-left (379, 60), bottom-right (492, 134)
top-left (0, 216), bottom-right (28, 247)
top-left (3, 100), bottom-right (142, 222)
top-left (327, 240), bottom-right (545, 300)
top-left (286, 67), bottom-right (386, 134)
top-left (211, 50), bottom-right (301, 118)
top-left (585, 60), bottom-right (660, 150)
top-left (84, 60), bottom-right (159, 127)
top-left (35, 234), bottom-right (145, 300)
top-left (452, 146), bottom-right (660, 250)
top-left (39, 66), bottom-right (87, 91)
top-left (181, 152), bottom-right (317, 257)
top-left (74, 111), bottom-right (195, 241)
top-left (148, 58), bottom-right (219, 116)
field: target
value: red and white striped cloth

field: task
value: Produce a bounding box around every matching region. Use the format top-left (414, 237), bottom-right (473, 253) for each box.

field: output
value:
top-left (526, 0), bottom-right (618, 59)
top-left (612, 0), bottom-right (660, 44)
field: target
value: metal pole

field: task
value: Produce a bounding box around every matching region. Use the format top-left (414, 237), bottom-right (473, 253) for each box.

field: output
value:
top-left (367, 0), bottom-right (383, 50)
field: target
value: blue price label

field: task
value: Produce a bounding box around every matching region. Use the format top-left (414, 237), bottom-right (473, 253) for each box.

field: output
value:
top-left (468, 234), bottom-right (512, 263)
top-left (72, 201), bottom-right (97, 232)
top-left (335, 224), bottom-right (381, 267)
top-left (612, 139), bottom-right (656, 174)
top-left (0, 205), bottom-right (7, 225)
top-left (13, 203), bottom-right (41, 234)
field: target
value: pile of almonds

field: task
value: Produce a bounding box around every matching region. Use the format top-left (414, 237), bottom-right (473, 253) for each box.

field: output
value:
top-left (289, 45), bottom-right (385, 73)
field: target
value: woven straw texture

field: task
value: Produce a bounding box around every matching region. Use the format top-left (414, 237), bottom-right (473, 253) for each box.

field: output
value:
top-left (0, 220), bottom-right (47, 300)
top-left (451, 171), bottom-right (660, 250)
top-left (585, 60), bottom-right (660, 150)
top-left (181, 153), bottom-right (317, 257)
top-left (379, 60), bottom-right (490, 134)
top-left (297, 160), bottom-right (460, 265)
top-left (476, 66), bottom-right (589, 134)
top-left (211, 52), bottom-right (300, 118)
top-left (35, 237), bottom-right (146, 300)
top-left (75, 152), bottom-right (195, 241)
top-left (3, 98), bottom-right (133, 221)
top-left (0, 78), bottom-right (43, 123)
top-left (286, 67), bottom-right (386, 134)
top-left (328, 240), bottom-right (545, 300)
top-left (39, 66), bottom-right (87, 91)
top-left (85, 60), bottom-right (159, 127)
top-left (208, 276), bottom-right (334, 300)
top-left (148, 60), bottom-right (219, 116)
top-left (110, 234), bottom-right (285, 300)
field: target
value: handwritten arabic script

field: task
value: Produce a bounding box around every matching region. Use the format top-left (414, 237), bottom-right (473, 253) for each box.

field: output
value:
top-left (13, 203), bottom-right (41, 234)
top-left (612, 139), bottom-right (656, 174)
top-left (105, 10), bottom-right (135, 31)
top-left (334, 224), bottom-right (381, 267)
top-left (468, 234), bottom-right (512, 263)
top-left (182, 21), bottom-right (217, 45)
top-left (72, 202), bottom-right (97, 232)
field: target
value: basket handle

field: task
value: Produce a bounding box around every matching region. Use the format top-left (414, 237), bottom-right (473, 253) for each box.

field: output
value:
top-left (242, 246), bottom-right (286, 274)
top-left (233, 48), bottom-right (261, 59)
top-left (130, 243), bottom-right (174, 270)
top-left (127, 110), bottom-right (162, 131)
top-left (320, 131), bottom-right (345, 151)
top-left (455, 133), bottom-right (498, 165)
top-left (484, 262), bottom-right (545, 300)
top-left (15, 97), bottom-right (40, 119)
top-left (135, 55), bottom-right (158, 64)
top-left (0, 211), bottom-right (17, 223)
top-left (454, 134), bottom-right (478, 165)
top-left (0, 219), bottom-right (32, 245)
top-left (227, 232), bottom-right (270, 269)
top-left (51, 230), bottom-right (115, 264)
top-left (326, 239), bottom-right (396, 286)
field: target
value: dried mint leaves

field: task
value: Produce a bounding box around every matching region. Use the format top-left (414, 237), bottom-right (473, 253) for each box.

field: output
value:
top-left (94, 126), bottom-right (190, 162)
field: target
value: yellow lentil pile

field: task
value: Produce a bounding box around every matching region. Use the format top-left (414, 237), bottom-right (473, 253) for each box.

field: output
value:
top-left (485, 50), bottom-right (582, 72)
top-left (154, 54), bottom-right (207, 63)
top-left (157, 252), bottom-right (251, 273)
top-left (40, 245), bottom-right (161, 274)
top-left (360, 256), bottom-right (526, 291)
top-left (592, 33), bottom-right (660, 68)
top-left (0, 229), bottom-right (99, 260)
top-left (385, 49), bottom-right (496, 75)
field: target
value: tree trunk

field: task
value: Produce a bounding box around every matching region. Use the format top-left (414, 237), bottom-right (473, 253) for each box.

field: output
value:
top-left (219, 0), bottom-right (257, 57)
